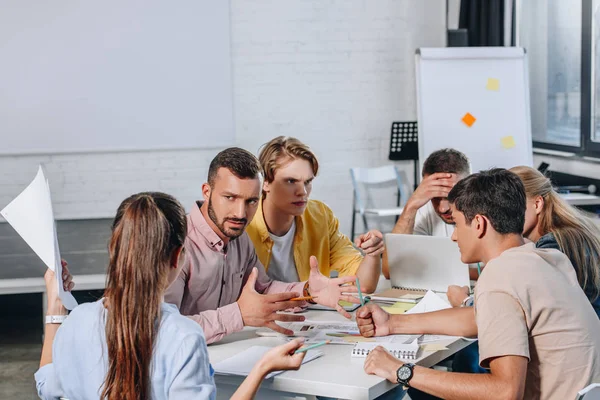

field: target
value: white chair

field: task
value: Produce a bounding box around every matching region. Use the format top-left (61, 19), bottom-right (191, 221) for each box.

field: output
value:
top-left (578, 383), bottom-right (600, 399)
top-left (349, 165), bottom-right (408, 239)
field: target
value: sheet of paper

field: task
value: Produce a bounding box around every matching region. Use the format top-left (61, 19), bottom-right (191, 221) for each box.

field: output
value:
top-left (280, 322), bottom-right (419, 345)
top-left (0, 166), bottom-right (77, 310)
top-left (501, 135), bottom-right (516, 149)
top-left (382, 302), bottom-right (416, 315)
top-left (486, 77), bottom-right (500, 91)
top-left (405, 290), bottom-right (450, 315)
top-left (213, 346), bottom-right (323, 379)
top-left (420, 334), bottom-right (460, 343)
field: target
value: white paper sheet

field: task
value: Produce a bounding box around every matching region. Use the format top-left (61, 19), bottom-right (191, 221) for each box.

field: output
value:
top-left (213, 346), bottom-right (323, 379)
top-left (279, 322), bottom-right (420, 345)
top-left (1, 166), bottom-right (77, 310)
top-left (405, 290), bottom-right (450, 315)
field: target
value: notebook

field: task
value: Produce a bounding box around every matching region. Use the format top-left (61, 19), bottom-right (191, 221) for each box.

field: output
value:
top-left (351, 338), bottom-right (419, 360)
top-left (368, 288), bottom-right (425, 304)
top-left (213, 346), bottom-right (323, 379)
top-left (385, 234), bottom-right (470, 292)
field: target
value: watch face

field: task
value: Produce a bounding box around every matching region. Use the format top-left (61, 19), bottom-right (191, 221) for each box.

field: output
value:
top-left (398, 366), bottom-right (411, 380)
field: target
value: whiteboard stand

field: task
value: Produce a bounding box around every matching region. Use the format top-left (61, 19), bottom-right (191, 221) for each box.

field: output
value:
top-left (389, 121), bottom-right (419, 189)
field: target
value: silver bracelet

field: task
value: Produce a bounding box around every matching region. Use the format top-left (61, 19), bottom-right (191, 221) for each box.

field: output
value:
top-left (45, 315), bottom-right (67, 324)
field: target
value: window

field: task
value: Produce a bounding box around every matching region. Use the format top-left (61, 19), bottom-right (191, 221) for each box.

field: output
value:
top-left (520, 0), bottom-right (600, 157)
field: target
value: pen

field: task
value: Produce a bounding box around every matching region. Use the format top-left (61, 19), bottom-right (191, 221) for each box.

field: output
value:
top-left (290, 296), bottom-right (319, 301)
top-left (294, 340), bottom-right (330, 354)
top-left (356, 277), bottom-right (365, 306)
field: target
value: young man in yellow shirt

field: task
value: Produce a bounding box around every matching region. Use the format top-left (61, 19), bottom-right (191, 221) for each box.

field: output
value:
top-left (246, 136), bottom-right (384, 293)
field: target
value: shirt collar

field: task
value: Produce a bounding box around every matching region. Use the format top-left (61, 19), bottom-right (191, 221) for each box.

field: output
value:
top-left (189, 201), bottom-right (226, 252)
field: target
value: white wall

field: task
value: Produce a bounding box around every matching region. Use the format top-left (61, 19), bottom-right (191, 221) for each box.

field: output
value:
top-left (0, 0), bottom-right (447, 236)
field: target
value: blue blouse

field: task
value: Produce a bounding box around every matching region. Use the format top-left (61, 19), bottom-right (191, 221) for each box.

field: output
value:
top-left (35, 300), bottom-right (216, 400)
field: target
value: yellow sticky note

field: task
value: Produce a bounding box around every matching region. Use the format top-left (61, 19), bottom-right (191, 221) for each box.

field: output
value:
top-left (501, 135), bottom-right (516, 149)
top-left (486, 77), bottom-right (500, 91)
top-left (382, 302), bottom-right (416, 315)
top-left (421, 344), bottom-right (449, 352)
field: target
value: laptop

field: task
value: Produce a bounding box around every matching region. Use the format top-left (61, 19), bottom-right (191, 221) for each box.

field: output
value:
top-left (385, 233), bottom-right (470, 293)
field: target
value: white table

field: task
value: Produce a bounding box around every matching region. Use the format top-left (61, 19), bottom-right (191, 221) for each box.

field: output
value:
top-left (560, 192), bottom-right (600, 207)
top-left (207, 310), bottom-right (472, 400)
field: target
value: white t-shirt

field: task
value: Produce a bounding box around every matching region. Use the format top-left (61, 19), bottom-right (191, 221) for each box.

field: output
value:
top-left (267, 220), bottom-right (300, 283)
top-left (413, 201), bottom-right (454, 237)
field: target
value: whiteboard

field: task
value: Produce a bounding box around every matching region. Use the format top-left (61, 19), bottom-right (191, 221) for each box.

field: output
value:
top-left (0, 1), bottom-right (233, 154)
top-left (416, 47), bottom-right (533, 173)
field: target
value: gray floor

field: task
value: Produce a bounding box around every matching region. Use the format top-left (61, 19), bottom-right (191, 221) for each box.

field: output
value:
top-left (1, 293), bottom-right (43, 399)
top-left (1, 219), bottom-right (111, 399)
top-left (1, 290), bottom-right (106, 399)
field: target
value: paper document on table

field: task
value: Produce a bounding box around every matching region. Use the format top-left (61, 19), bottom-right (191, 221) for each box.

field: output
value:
top-left (0, 166), bottom-right (77, 310)
top-left (281, 322), bottom-right (419, 345)
top-left (420, 334), bottom-right (460, 343)
top-left (213, 346), bottom-right (323, 379)
top-left (405, 290), bottom-right (450, 315)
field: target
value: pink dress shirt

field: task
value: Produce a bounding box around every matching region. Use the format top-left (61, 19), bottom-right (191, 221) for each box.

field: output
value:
top-left (165, 202), bottom-right (305, 344)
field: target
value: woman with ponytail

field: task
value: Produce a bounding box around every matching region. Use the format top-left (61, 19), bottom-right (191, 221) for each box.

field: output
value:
top-left (510, 166), bottom-right (600, 317)
top-left (35, 192), bottom-right (307, 400)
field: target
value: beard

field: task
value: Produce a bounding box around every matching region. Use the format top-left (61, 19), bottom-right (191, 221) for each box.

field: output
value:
top-left (207, 195), bottom-right (247, 239)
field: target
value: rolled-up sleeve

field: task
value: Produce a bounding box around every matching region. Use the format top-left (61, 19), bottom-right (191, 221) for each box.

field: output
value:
top-left (34, 364), bottom-right (62, 400)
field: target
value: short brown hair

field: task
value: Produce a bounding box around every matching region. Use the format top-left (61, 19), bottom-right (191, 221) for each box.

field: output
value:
top-left (208, 147), bottom-right (261, 187)
top-left (258, 136), bottom-right (319, 184)
top-left (422, 148), bottom-right (470, 177)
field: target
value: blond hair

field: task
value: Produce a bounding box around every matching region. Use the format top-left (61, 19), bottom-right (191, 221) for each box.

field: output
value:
top-left (510, 166), bottom-right (600, 302)
top-left (258, 136), bottom-right (319, 198)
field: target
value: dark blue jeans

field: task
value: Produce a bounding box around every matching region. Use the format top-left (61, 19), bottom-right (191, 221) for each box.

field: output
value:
top-left (407, 342), bottom-right (488, 400)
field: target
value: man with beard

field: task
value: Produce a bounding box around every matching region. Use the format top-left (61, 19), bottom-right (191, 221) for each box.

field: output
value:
top-left (165, 147), bottom-right (359, 344)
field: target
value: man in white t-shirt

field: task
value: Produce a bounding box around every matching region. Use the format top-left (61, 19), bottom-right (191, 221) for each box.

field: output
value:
top-left (382, 148), bottom-right (470, 278)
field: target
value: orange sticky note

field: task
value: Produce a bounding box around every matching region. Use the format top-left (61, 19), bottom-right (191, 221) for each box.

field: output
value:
top-left (501, 136), bottom-right (516, 149)
top-left (462, 113), bottom-right (476, 127)
top-left (486, 78), bottom-right (500, 91)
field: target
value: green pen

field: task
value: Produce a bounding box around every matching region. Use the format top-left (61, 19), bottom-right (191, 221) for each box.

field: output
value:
top-left (294, 340), bottom-right (330, 354)
top-left (356, 277), bottom-right (365, 306)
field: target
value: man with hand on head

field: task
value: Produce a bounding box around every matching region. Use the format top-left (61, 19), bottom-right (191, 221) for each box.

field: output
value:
top-left (382, 148), bottom-right (471, 279)
top-left (246, 136), bottom-right (384, 293)
top-left (165, 147), bottom-right (359, 344)
top-left (358, 169), bottom-right (600, 400)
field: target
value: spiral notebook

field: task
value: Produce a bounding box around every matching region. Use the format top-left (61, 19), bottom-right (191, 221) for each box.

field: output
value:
top-left (385, 234), bottom-right (470, 292)
top-left (351, 338), bottom-right (419, 360)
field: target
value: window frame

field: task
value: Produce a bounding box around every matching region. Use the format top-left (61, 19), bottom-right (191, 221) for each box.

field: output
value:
top-left (531, 0), bottom-right (600, 159)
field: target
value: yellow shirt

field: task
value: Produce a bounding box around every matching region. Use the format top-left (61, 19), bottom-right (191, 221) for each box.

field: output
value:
top-left (247, 199), bottom-right (364, 282)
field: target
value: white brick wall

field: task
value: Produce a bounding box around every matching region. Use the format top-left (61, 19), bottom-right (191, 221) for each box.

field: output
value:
top-left (0, 0), bottom-right (447, 236)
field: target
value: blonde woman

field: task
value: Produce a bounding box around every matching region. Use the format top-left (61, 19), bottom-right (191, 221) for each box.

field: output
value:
top-left (510, 166), bottom-right (600, 317)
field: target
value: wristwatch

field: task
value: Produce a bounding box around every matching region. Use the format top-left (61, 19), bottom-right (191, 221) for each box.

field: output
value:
top-left (396, 363), bottom-right (415, 388)
top-left (45, 315), bottom-right (67, 324)
top-left (461, 295), bottom-right (474, 307)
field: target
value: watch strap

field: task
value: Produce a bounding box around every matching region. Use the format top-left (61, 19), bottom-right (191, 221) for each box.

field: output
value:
top-left (303, 282), bottom-right (317, 304)
top-left (45, 315), bottom-right (67, 324)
